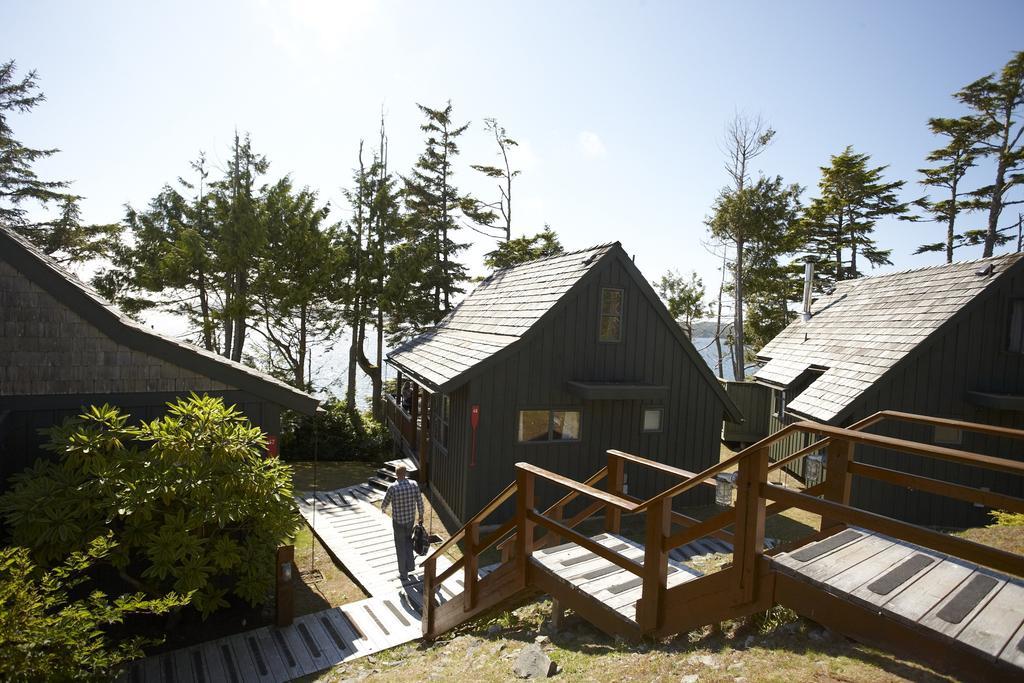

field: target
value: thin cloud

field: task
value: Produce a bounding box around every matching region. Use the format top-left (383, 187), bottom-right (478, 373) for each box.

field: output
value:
top-left (578, 131), bottom-right (607, 158)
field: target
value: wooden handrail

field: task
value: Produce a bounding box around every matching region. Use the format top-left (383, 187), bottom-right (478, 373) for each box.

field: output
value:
top-left (876, 410), bottom-right (1024, 441)
top-left (606, 449), bottom-right (718, 488)
top-left (515, 463), bottom-right (640, 512)
top-left (526, 509), bottom-right (644, 575)
top-left (848, 462), bottom-right (1024, 514)
top-left (794, 422), bottom-right (1024, 476)
top-left (496, 466), bottom-right (610, 554)
top-left (763, 483), bottom-right (1024, 578)
top-left (425, 480), bottom-right (517, 563)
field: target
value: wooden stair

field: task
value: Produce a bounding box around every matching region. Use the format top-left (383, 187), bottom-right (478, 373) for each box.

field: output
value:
top-left (420, 410), bottom-right (1024, 681)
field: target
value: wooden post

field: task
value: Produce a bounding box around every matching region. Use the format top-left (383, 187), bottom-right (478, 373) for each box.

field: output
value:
top-left (464, 520), bottom-right (479, 612)
top-left (551, 598), bottom-right (567, 632)
top-left (515, 466), bottom-right (535, 586)
top-left (275, 545), bottom-right (295, 627)
top-left (636, 495), bottom-right (670, 632)
top-left (821, 438), bottom-right (854, 532)
top-left (409, 384), bottom-right (419, 451)
top-left (422, 556), bottom-right (436, 638)
top-left (605, 451), bottom-right (624, 534)
top-left (732, 447), bottom-right (767, 605)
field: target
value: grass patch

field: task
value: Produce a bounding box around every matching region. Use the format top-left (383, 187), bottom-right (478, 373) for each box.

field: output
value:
top-left (291, 460), bottom-right (379, 492)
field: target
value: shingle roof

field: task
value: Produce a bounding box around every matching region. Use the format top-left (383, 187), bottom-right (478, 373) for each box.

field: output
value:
top-left (0, 227), bottom-right (319, 414)
top-left (387, 243), bottom-right (617, 389)
top-left (755, 252), bottom-right (1024, 423)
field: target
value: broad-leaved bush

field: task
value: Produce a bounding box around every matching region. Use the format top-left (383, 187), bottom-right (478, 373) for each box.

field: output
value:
top-left (1, 394), bottom-right (299, 618)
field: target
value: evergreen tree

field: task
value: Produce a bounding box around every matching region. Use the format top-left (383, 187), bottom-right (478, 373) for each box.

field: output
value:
top-left (0, 60), bottom-right (117, 262)
top-left (402, 101), bottom-right (477, 320)
top-left (209, 132), bottom-right (270, 362)
top-left (252, 178), bottom-right (342, 390)
top-left (344, 119), bottom-right (412, 418)
top-left (915, 116), bottom-right (986, 262)
top-left (483, 227), bottom-right (563, 270)
top-left (95, 134), bottom-right (270, 363)
top-left (654, 270), bottom-right (709, 339)
top-left (802, 146), bottom-right (909, 287)
top-left (707, 174), bottom-right (802, 376)
top-left (955, 51), bottom-right (1024, 257)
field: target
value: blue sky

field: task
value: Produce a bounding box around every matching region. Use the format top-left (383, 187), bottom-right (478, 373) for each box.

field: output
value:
top-left (4, 0), bottom-right (1024, 299)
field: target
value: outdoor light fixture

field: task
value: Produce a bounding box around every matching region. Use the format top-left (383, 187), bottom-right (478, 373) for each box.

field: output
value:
top-left (805, 453), bottom-right (826, 484)
top-left (715, 472), bottom-right (737, 506)
top-left (281, 560), bottom-right (293, 582)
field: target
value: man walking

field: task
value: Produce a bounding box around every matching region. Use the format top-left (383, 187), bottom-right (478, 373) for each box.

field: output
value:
top-left (380, 465), bottom-right (424, 584)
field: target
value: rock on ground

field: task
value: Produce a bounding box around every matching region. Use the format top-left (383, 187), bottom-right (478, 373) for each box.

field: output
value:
top-left (513, 643), bottom-right (558, 679)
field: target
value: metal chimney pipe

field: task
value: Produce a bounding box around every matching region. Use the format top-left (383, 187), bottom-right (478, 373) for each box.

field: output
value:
top-left (801, 261), bottom-right (814, 322)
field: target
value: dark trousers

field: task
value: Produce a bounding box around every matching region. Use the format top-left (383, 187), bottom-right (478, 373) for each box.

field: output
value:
top-left (393, 520), bottom-right (414, 578)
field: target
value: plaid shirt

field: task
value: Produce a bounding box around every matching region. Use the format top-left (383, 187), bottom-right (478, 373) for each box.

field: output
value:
top-left (382, 478), bottom-right (423, 526)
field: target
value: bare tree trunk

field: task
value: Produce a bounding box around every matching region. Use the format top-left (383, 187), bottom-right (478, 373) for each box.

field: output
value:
top-left (714, 248), bottom-right (726, 378)
top-left (732, 240), bottom-right (745, 381)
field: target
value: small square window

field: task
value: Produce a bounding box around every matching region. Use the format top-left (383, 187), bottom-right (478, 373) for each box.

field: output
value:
top-left (642, 408), bottom-right (663, 433)
top-left (552, 411), bottom-right (581, 440)
top-left (934, 425), bottom-right (962, 445)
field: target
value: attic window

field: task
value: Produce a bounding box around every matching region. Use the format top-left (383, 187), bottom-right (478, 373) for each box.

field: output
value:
top-left (1009, 299), bottom-right (1024, 353)
top-left (599, 288), bottom-right (623, 342)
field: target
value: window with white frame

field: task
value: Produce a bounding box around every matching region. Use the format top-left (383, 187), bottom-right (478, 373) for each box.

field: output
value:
top-left (642, 408), bottom-right (663, 433)
top-left (599, 288), bottom-right (623, 342)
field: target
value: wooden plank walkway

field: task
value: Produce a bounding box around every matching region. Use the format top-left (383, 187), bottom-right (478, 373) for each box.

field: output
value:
top-left (772, 527), bottom-right (1024, 671)
top-left (125, 591), bottom-right (425, 683)
top-left (296, 484), bottom-right (453, 596)
top-left (533, 532), bottom-right (703, 622)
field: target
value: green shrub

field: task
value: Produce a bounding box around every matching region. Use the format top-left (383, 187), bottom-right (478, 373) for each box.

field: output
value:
top-left (0, 394), bottom-right (299, 618)
top-left (0, 535), bottom-right (186, 682)
top-left (280, 398), bottom-right (388, 463)
top-left (990, 510), bottom-right (1024, 527)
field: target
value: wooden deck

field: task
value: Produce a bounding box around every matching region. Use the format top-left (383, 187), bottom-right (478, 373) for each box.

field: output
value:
top-left (772, 527), bottom-right (1024, 670)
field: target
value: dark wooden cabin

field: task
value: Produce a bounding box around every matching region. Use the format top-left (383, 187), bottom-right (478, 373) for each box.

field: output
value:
top-left (0, 227), bottom-right (319, 490)
top-left (384, 242), bottom-right (741, 526)
top-left (754, 253), bottom-right (1024, 527)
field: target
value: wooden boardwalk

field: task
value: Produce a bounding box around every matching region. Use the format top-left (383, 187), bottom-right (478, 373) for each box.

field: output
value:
top-left (295, 484), bottom-right (450, 596)
top-left (772, 527), bottom-right (1024, 671)
top-left (126, 591), bottom-right (423, 683)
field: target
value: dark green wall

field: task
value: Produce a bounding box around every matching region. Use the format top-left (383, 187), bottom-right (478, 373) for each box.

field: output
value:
top-left (0, 391), bottom-right (282, 492)
top-left (763, 267), bottom-right (1024, 529)
top-left (433, 256), bottom-right (725, 524)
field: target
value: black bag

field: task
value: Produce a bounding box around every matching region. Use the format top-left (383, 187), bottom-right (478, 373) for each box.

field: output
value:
top-left (412, 523), bottom-right (430, 556)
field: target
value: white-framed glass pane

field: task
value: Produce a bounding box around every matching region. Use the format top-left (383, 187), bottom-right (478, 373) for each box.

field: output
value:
top-left (642, 408), bottom-right (662, 432)
top-left (518, 410), bottom-right (550, 442)
top-left (551, 411), bottom-right (580, 440)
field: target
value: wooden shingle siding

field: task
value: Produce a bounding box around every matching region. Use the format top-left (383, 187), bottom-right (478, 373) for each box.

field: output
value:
top-left (0, 260), bottom-right (230, 396)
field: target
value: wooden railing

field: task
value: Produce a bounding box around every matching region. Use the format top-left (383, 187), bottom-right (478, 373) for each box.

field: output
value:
top-left (384, 393), bottom-right (416, 449)
top-left (421, 410), bottom-right (1024, 640)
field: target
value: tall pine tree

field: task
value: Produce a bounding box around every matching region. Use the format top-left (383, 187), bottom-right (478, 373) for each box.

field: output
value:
top-left (402, 102), bottom-right (476, 321)
top-left (955, 51), bottom-right (1024, 257)
top-left (915, 116), bottom-right (985, 262)
top-left (803, 146), bottom-right (909, 287)
top-left (0, 60), bottom-right (117, 262)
